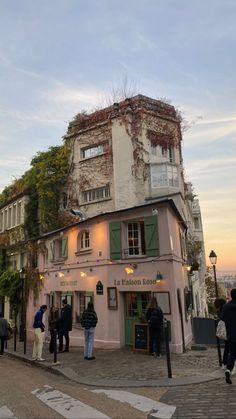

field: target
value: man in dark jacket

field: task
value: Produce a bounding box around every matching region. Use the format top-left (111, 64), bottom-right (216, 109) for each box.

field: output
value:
top-left (58, 299), bottom-right (72, 352)
top-left (222, 289), bottom-right (236, 384)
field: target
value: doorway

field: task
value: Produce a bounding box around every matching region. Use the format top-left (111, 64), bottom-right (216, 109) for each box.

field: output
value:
top-left (124, 292), bottom-right (151, 346)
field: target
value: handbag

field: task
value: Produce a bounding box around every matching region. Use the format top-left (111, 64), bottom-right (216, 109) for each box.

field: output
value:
top-left (216, 320), bottom-right (227, 340)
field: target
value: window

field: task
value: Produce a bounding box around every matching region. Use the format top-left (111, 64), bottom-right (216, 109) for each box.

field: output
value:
top-left (77, 230), bottom-right (90, 252)
top-left (50, 236), bottom-right (68, 262)
top-left (194, 217), bottom-right (200, 230)
top-left (74, 292), bottom-right (93, 323)
top-left (162, 147), bottom-right (175, 163)
top-left (151, 164), bottom-right (179, 188)
top-left (61, 193), bottom-right (68, 209)
top-left (17, 202), bottom-right (22, 225)
top-left (81, 143), bottom-right (107, 160)
top-left (109, 216), bottom-right (159, 260)
top-left (127, 221), bottom-right (145, 256)
top-left (82, 185), bottom-right (110, 203)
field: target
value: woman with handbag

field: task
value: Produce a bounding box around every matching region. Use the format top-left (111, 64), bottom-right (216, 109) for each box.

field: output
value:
top-left (0, 312), bottom-right (11, 356)
top-left (214, 298), bottom-right (229, 369)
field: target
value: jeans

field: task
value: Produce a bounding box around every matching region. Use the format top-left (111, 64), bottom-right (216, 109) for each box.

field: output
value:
top-left (84, 328), bottom-right (95, 358)
top-left (223, 340), bottom-right (230, 365)
top-left (0, 336), bottom-right (6, 355)
top-left (149, 326), bottom-right (162, 355)
top-left (227, 341), bottom-right (236, 371)
top-left (59, 330), bottom-right (69, 351)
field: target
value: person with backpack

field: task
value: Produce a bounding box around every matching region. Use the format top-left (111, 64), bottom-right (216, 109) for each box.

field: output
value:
top-left (80, 301), bottom-right (98, 360)
top-left (146, 296), bottom-right (163, 358)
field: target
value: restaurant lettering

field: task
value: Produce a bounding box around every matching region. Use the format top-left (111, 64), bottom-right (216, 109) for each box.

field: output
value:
top-left (114, 278), bottom-right (159, 286)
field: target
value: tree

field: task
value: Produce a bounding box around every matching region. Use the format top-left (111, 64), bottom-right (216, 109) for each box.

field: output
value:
top-left (205, 266), bottom-right (226, 303)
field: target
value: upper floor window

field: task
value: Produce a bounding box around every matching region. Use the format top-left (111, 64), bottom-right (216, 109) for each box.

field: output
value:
top-left (82, 185), bottom-right (110, 203)
top-left (109, 216), bottom-right (160, 260)
top-left (77, 230), bottom-right (90, 252)
top-left (194, 217), bottom-right (200, 230)
top-left (50, 236), bottom-right (68, 262)
top-left (127, 221), bottom-right (146, 256)
top-left (162, 146), bottom-right (175, 163)
top-left (151, 164), bottom-right (179, 188)
top-left (81, 143), bottom-right (107, 160)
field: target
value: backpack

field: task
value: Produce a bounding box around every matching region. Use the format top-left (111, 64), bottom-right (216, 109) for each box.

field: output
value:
top-left (149, 308), bottom-right (163, 327)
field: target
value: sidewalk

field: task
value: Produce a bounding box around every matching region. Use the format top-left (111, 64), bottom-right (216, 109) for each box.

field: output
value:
top-left (5, 339), bottom-right (225, 388)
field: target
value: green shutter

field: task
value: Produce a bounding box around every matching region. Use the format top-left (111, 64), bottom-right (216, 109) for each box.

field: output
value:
top-left (62, 236), bottom-right (68, 258)
top-left (109, 221), bottom-right (122, 260)
top-left (49, 241), bottom-right (55, 261)
top-left (144, 215), bottom-right (159, 257)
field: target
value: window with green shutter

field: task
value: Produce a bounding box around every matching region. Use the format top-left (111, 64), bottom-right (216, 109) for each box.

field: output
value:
top-left (109, 221), bottom-right (122, 260)
top-left (61, 236), bottom-right (68, 259)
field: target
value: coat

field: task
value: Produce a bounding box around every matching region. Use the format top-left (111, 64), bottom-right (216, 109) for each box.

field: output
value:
top-left (222, 299), bottom-right (236, 342)
top-left (80, 309), bottom-right (98, 329)
top-left (0, 318), bottom-right (9, 337)
top-left (58, 304), bottom-right (72, 332)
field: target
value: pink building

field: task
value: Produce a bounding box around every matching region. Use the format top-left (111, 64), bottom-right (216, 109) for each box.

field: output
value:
top-left (29, 198), bottom-right (192, 353)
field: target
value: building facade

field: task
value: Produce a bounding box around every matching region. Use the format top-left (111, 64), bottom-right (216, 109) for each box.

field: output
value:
top-left (31, 199), bottom-right (192, 353)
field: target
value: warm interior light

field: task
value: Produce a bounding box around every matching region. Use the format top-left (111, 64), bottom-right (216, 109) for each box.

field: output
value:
top-left (80, 271), bottom-right (87, 277)
top-left (58, 272), bottom-right (65, 278)
top-left (39, 274), bottom-right (45, 280)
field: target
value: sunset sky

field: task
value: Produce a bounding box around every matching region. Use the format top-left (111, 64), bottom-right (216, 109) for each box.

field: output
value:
top-left (0, 0), bottom-right (235, 272)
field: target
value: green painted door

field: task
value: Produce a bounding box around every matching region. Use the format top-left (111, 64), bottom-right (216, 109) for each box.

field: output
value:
top-left (124, 292), bottom-right (151, 346)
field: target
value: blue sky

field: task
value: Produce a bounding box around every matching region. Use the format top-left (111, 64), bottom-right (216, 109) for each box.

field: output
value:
top-left (0, 0), bottom-right (236, 270)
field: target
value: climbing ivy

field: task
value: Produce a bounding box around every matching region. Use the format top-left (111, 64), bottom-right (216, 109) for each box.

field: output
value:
top-left (0, 143), bottom-right (70, 237)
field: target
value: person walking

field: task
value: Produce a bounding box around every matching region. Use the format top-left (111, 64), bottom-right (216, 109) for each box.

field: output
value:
top-left (48, 306), bottom-right (59, 354)
top-left (32, 304), bottom-right (47, 361)
top-left (80, 301), bottom-right (98, 360)
top-left (222, 289), bottom-right (236, 384)
top-left (214, 297), bottom-right (229, 369)
top-left (58, 299), bottom-right (72, 353)
top-left (146, 296), bottom-right (163, 358)
top-left (0, 312), bottom-right (11, 356)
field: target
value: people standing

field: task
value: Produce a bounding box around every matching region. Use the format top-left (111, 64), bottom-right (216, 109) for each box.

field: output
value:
top-left (80, 301), bottom-right (98, 360)
top-left (222, 289), bottom-right (236, 384)
top-left (32, 304), bottom-right (47, 361)
top-left (0, 312), bottom-right (11, 356)
top-left (146, 296), bottom-right (163, 358)
top-left (214, 297), bottom-right (229, 369)
top-left (48, 306), bottom-right (59, 354)
top-left (58, 299), bottom-right (72, 353)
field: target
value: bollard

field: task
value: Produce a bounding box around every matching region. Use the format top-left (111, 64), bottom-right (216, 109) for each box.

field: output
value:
top-left (53, 329), bottom-right (57, 364)
top-left (164, 319), bottom-right (172, 378)
top-left (13, 327), bottom-right (17, 352)
top-left (215, 319), bottom-right (222, 367)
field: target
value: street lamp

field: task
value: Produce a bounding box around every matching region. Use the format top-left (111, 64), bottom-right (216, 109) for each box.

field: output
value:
top-left (19, 267), bottom-right (26, 353)
top-left (209, 250), bottom-right (218, 298)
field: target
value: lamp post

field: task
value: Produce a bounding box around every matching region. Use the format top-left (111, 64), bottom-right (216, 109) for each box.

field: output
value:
top-left (209, 250), bottom-right (218, 298)
top-left (19, 267), bottom-right (26, 353)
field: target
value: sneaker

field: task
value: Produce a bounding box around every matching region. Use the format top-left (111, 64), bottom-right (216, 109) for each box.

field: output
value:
top-left (156, 354), bottom-right (161, 358)
top-left (84, 356), bottom-right (88, 360)
top-left (37, 358), bottom-right (46, 362)
top-left (87, 356), bottom-right (95, 360)
top-left (225, 370), bottom-right (232, 384)
top-left (32, 357), bottom-right (37, 361)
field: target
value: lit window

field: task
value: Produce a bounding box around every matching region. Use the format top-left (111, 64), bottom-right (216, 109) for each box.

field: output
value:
top-left (82, 185), bottom-right (110, 203)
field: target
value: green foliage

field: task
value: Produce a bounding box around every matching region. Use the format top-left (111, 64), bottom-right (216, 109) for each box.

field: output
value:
top-left (0, 270), bottom-right (22, 316)
top-left (0, 144), bottom-right (70, 237)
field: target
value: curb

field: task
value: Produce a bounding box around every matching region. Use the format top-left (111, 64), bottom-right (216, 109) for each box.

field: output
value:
top-left (5, 350), bottom-right (224, 388)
